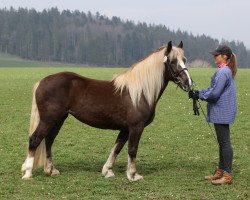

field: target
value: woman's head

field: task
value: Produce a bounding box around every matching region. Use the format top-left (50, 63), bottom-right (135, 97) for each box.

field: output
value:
top-left (210, 45), bottom-right (237, 77)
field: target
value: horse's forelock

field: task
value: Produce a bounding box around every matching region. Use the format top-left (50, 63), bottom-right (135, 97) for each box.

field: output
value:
top-left (168, 46), bottom-right (184, 62)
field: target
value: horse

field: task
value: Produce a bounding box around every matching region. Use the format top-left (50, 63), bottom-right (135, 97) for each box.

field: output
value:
top-left (21, 41), bottom-right (193, 181)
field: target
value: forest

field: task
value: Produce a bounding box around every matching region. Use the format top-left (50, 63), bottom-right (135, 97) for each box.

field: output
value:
top-left (0, 7), bottom-right (249, 68)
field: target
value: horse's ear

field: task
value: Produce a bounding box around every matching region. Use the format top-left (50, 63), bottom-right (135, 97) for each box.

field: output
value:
top-left (178, 41), bottom-right (183, 49)
top-left (165, 41), bottom-right (172, 55)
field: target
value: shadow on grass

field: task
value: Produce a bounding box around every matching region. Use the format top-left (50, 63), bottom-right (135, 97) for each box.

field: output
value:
top-left (32, 156), bottom-right (210, 178)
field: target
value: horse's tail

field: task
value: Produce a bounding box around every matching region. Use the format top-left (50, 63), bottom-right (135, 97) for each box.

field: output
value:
top-left (28, 81), bottom-right (46, 168)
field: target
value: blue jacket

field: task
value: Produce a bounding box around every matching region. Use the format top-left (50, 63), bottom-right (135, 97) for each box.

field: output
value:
top-left (198, 66), bottom-right (237, 124)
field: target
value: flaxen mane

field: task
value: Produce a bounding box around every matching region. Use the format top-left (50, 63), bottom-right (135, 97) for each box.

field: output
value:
top-left (113, 45), bottom-right (184, 107)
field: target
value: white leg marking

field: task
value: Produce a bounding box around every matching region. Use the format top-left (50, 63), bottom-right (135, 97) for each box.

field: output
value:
top-left (44, 157), bottom-right (60, 176)
top-left (127, 156), bottom-right (143, 181)
top-left (102, 144), bottom-right (117, 178)
top-left (21, 156), bottom-right (34, 180)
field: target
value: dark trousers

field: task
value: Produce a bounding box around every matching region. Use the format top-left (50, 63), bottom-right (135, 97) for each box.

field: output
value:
top-left (214, 124), bottom-right (233, 173)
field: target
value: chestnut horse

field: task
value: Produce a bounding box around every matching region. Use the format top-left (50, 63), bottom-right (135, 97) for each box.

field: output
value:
top-left (21, 41), bottom-right (192, 181)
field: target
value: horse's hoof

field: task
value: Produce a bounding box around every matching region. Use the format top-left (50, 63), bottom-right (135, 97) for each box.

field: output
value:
top-left (51, 168), bottom-right (60, 176)
top-left (133, 174), bottom-right (144, 181)
top-left (104, 170), bottom-right (115, 178)
top-left (102, 166), bottom-right (114, 177)
top-left (127, 173), bottom-right (144, 181)
top-left (44, 168), bottom-right (60, 176)
top-left (22, 175), bottom-right (33, 180)
top-left (102, 167), bottom-right (115, 178)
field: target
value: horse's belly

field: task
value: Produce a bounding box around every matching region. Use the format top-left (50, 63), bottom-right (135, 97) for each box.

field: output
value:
top-left (69, 109), bottom-right (127, 130)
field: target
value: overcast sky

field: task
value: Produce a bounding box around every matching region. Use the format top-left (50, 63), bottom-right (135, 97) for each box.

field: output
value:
top-left (1, 0), bottom-right (250, 49)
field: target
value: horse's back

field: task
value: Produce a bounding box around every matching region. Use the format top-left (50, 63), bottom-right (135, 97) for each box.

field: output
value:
top-left (38, 71), bottom-right (107, 93)
top-left (39, 71), bottom-right (88, 86)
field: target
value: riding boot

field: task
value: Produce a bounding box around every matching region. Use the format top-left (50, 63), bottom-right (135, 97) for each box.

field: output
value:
top-left (211, 171), bottom-right (233, 185)
top-left (204, 168), bottom-right (223, 180)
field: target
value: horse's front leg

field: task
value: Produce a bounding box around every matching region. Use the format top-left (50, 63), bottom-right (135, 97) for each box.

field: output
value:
top-left (102, 129), bottom-right (128, 178)
top-left (127, 123), bottom-right (144, 181)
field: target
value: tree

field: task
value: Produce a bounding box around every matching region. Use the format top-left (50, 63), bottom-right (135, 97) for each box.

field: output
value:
top-left (0, 8), bottom-right (249, 67)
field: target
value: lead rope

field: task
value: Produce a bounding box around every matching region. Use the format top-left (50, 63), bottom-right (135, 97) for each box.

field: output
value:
top-left (196, 100), bottom-right (218, 144)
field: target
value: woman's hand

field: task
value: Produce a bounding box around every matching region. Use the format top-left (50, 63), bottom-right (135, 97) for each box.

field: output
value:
top-left (188, 90), bottom-right (199, 100)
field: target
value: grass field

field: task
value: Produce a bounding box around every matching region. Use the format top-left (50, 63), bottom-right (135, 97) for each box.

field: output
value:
top-left (0, 65), bottom-right (249, 199)
top-left (0, 52), bottom-right (94, 68)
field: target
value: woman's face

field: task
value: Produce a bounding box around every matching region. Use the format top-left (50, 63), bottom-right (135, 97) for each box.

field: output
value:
top-left (214, 54), bottom-right (228, 64)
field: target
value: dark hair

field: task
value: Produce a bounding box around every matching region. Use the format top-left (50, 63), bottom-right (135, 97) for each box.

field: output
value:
top-left (228, 53), bottom-right (237, 77)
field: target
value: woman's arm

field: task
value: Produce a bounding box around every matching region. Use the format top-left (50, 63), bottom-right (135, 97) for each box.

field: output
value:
top-left (199, 72), bottom-right (228, 103)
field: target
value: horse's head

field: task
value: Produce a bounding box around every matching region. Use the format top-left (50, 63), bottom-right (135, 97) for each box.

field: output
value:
top-left (164, 41), bottom-right (193, 91)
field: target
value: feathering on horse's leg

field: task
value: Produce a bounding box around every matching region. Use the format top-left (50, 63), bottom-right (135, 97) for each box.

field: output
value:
top-left (102, 129), bottom-right (128, 178)
top-left (127, 124), bottom-right (144, 181)
top-left (44, 157), bottom-right (60, 177)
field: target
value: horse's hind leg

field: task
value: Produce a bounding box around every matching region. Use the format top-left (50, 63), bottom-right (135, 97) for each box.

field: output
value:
top-left (44, 115), bottom-right (68, 177)
top-left (22, 121), bottom-right (54, 179)
top-left (102, 129), bottom-right (128, 178)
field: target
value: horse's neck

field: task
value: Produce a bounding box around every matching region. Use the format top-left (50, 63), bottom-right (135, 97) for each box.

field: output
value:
top-left (155, 80), bottom-right (169, 104)
top-left (155, 70), bottom-right (173, 103)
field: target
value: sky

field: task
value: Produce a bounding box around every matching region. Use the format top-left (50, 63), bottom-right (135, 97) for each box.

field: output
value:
top-left (1, 0), bottom-right (250, 49)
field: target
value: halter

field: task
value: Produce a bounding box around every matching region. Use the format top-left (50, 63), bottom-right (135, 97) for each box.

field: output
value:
top-left (164, 56), bottom-right (188, 84)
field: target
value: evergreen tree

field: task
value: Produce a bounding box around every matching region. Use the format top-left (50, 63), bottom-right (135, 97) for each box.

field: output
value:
top-left (0, 7), bottom-right (249, 68)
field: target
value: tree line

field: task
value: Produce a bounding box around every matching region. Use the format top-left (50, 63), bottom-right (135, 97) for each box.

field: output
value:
top-left (0, 7), bottom-right (249, 68)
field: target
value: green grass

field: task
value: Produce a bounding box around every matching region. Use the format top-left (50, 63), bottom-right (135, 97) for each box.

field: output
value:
top-left (0, 53), bottom-right (99, 68)
top-left (0, 67), bottom-right (249, 200)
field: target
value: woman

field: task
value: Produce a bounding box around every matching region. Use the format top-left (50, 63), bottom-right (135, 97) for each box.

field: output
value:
top-left (189, 44), bottom-right (237, 185)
